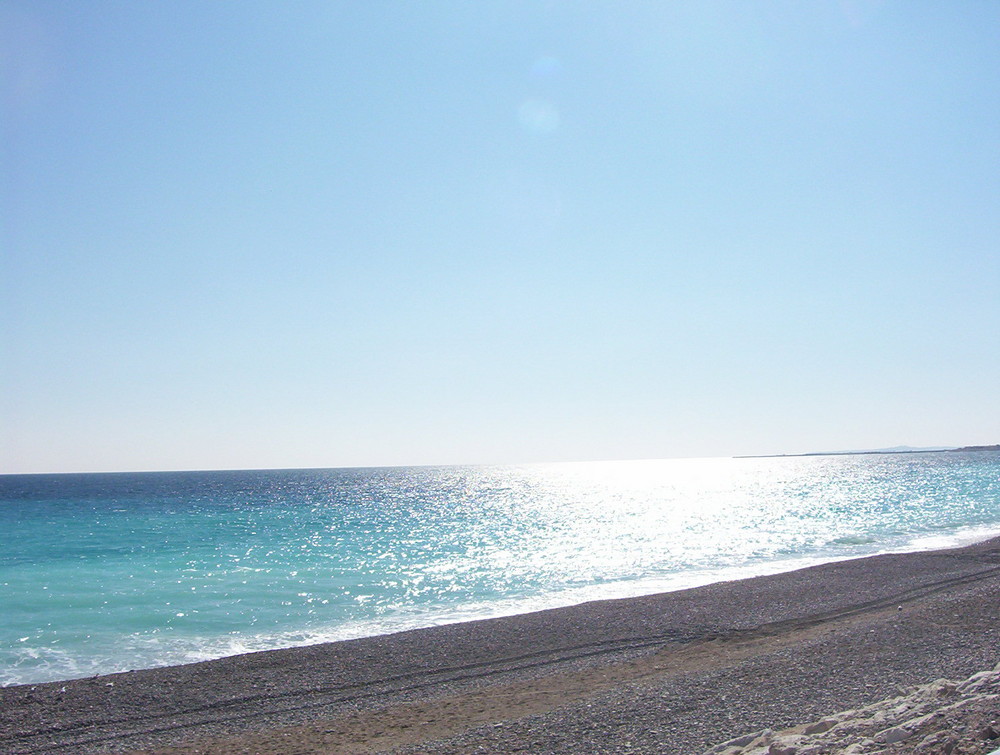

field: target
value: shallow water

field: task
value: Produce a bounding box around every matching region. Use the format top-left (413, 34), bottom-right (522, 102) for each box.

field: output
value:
top-left (2, 451), bottom-right (999, 686)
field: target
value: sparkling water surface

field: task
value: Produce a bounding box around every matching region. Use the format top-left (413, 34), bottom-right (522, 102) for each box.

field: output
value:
top-left (2, 452), bottom-right (999, 686)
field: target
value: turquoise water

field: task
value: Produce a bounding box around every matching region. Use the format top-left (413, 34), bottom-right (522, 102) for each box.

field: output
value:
top-left (2, 452), bottom-right (999, 687)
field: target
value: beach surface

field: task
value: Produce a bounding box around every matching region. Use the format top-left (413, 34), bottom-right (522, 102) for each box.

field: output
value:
top-left (3, 537), bottom-right (1000, 754)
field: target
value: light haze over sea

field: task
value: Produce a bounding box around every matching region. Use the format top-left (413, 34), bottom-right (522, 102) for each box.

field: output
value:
top-left (2, 450), bottom-right (999, 687)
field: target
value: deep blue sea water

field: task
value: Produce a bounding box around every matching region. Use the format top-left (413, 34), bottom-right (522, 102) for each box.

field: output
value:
top-left (2, 452), bottom-right (999, 687)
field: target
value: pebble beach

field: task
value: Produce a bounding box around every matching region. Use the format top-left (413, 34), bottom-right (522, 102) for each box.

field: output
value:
top-left (3, 536), bottom-right (1000, 754)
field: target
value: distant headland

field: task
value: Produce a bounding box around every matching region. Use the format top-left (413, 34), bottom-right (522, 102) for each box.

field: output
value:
top-left (736, 444), bottom-right (1000, 459)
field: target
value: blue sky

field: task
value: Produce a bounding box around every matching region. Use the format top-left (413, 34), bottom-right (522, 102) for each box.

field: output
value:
top-left (2, 1), bottom-right (998, 473)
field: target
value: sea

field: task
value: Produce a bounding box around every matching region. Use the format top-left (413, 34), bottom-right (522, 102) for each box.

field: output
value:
top-left (2, 451), bottom-right (999, 688)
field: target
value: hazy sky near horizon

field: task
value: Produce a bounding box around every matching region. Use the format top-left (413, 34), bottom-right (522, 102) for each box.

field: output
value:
top-left (2, 1), bottom-right (999, 474)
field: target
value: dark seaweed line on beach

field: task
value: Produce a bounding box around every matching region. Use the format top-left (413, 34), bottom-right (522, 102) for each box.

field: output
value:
top-left (4, 634), bottom-right (687, 754)
top-left (701, 555), bottom-right (1000, 641)
top-left (6, 552), bottom-right (1000, 755)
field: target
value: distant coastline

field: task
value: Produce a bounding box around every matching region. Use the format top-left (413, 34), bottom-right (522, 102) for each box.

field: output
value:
top-left (736, 444), bottom-right (1000, 459)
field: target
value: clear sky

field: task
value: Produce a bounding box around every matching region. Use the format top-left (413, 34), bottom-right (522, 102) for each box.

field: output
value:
top-left (2, 1), bottom-right (998, 474)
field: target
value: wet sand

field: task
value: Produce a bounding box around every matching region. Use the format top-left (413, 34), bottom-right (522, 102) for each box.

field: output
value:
top-left (3, 537), bottom-right (1000, 754)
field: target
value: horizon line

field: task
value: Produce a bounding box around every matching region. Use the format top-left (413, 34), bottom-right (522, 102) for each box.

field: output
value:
top-left (4, 444), bottom-right (999, 477)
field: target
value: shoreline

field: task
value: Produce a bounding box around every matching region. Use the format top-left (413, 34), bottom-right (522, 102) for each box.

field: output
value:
top-left (8, 523), bottom-right (999, 691)
top-left (3, 536), bottom-right (1000, 754)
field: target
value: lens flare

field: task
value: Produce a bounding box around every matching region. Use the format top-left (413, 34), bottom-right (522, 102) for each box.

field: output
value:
top-left (517, 99), bottom-right (560, 134)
